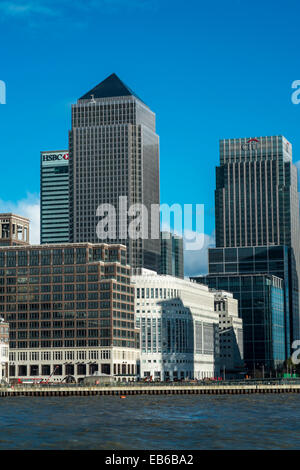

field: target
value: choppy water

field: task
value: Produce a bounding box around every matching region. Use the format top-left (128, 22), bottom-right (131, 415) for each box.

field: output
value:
top-left (0, 394), bottom-right (299, 449)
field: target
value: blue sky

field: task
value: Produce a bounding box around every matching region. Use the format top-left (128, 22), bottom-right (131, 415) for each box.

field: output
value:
top-left (0, 0), bottom-right (300, 275)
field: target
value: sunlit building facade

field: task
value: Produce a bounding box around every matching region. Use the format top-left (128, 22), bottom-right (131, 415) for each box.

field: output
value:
top-left (132, 269), bottom-right (220, 381)
top-left (0, 243), bottom-right (139, 382)
top-left (160, 232), bottom-right (184, 279)
top-left (213, 291), bottom-right (244, 378)
top-left (0, 214), bottom-right (29, 247)
top-left (40, 150), bottom-right (70, 244)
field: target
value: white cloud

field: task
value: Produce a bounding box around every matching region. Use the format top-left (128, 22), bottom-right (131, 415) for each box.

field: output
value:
top-left (0, 193), bottom-right (40, 245)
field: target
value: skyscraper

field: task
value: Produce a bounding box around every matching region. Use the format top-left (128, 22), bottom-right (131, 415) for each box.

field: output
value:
top-left (1, 242), bottom-right (139, 382)
top-left (214, 135), bottom-right (300, 341)
top-left (69, 73), bottom-right (160, 272)
top-left (200, 273), bottom-right (286, 374)
top-left (40, 150), bottom-right (70, 244)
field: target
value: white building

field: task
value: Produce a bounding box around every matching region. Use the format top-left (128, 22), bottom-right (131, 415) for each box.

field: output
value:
top-left (131, 269), bottom-right (220, 381)
top-left (213, 291), bottom-right (244, 379)
top-left (8, 347), bottom-right (138, 383)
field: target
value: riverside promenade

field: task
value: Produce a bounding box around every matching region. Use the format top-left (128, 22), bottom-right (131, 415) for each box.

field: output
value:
top-left (1, 380), bottom-right (300, 397)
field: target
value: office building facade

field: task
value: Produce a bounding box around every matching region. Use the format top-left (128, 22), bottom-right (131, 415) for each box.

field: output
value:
top-left (0, 243), bottom-right (139, 382)
top-left (69, 73), bottom-right (161, 272)
top-left (197, 274), bottom-right (286, 375)
top-left (215, 135), bottom-right (300, 341)
top-left (160, 232), bottom-right (184, 279)
top-left (132, 269), bottom-right (220, 381)
top-left (40, 150), bottom-right (70, 244)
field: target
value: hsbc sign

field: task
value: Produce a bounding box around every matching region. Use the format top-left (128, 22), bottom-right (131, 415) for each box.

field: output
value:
top-left (41, 151), bottom-right (69, 166)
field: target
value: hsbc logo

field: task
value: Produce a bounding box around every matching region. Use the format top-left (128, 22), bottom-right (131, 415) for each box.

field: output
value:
top-left (42, 152), bottom-right (69, 162)
top-left (241, 138), bottom-right (259, 151)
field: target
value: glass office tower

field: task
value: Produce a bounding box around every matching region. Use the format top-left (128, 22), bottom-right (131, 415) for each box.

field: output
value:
top-left (69, 73), bottom-right (161, 272)
top-left (191, 244), bottom-right (291, 359)
top-left (40, 150), bottom-right (70, 244)
top-left (0, 214), bottom-right (29, 246)
top-left (215, 136), bottom-right (300, 342)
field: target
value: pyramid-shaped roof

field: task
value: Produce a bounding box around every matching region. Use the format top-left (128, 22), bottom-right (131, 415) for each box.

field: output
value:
top-left (79, 73), bottom-right (145, 104)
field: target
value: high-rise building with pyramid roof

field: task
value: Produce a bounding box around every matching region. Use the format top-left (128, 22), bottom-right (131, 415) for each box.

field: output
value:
top-left (69, 73), bottom-right (161, 272)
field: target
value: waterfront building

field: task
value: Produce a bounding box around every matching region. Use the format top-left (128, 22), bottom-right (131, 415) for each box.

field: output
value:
top-left (69, 73), bottom-right (161, 272)
top-left (0, 214), bottom-right (29, 247)
top-left (206, 245), bottom-right (291, 356)
top-left (213, 291), bottom-right (244, 379)
top-left (215, 135), bottom-right (300, 342)
top-left (0, 318), bottom-right (9, 381)
top-left (196, 274), bottom-right (286, 375)
top-left (131, 268), bottom-right (220, 381)
top-left (160, 232), bottom-right (184, 279)
top-left (40, 150), bottom-right (70, 244)
top-left (0, 243), bottom-right (139, 382)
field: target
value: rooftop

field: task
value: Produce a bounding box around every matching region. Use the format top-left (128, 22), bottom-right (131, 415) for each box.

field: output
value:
top-left (0, 213), bottom-right (30, 222)
top-left (79, 73), bottom-right (146, 105)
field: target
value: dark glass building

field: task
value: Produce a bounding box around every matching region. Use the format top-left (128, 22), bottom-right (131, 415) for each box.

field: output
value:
top-left (69, 73), bottom-right (161, 272)
top-left (214, 135), bottom-right (300, 343)
top-left (198, 274), bottom-right (286, 374)
top-left (208, 246), bottom-right (289, 277)
top-left (160, 232), bottom-right (184, 278)
top-left (0, 214), bottom-right (29, 247)
top-left (40, 150), bottom-right (70, 244)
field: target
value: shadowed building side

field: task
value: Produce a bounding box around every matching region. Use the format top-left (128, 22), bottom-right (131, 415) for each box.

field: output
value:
top-left (215, 136), bottom-right (300, 343)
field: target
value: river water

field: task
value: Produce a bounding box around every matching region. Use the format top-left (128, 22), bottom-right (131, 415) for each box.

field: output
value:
top-left (0, 394), bottom-right (299, 449)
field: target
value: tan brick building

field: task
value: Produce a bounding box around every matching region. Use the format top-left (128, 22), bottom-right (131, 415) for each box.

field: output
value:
top-left (0, 242), bottom-right (139, 382)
